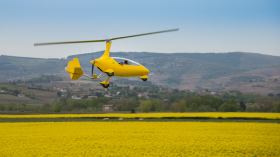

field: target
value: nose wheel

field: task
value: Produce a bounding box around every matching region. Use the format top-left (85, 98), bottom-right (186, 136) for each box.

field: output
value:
top-left (140, 75), bottom-right (148, 81)
top-left (100, 76), bottom-right (111, 88)
top-left (102, 84), bottom-right (110, 88)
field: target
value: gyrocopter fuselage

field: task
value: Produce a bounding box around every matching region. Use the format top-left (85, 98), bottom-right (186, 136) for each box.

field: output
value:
top-left (34, 28), bottom-right (179, 88)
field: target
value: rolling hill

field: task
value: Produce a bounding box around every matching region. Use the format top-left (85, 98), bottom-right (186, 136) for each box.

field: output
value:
top-left (0, 51), bottom-right (279, 95)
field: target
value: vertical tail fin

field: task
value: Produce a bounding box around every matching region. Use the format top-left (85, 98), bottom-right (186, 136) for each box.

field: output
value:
top-left (65, 58), bottom-right (84, 80)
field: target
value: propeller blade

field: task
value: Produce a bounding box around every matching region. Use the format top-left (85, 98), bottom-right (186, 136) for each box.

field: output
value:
top-left (111, 28), bottom-right (179, 40)
top-left (34, 39), bottom-right (105, 46)
top-left (92, 64), bottom-right (94, 77)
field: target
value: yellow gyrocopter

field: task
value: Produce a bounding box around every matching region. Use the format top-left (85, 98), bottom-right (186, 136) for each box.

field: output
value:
top-left (34, 28), bottom-right (179, 88)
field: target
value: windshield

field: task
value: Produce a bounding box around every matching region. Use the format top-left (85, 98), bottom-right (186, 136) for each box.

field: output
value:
top-left (112, 57), bottom-right (140, 66)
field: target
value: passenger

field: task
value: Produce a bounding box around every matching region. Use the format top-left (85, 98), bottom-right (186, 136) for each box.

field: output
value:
top-left (119, 62), bottom-right (123, 65)
top-left (124, 60), bottom-right (129, 65)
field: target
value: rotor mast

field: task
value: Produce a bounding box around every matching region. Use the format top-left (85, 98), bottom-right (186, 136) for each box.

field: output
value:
top-left (101, 40), bottom-right (112, 58)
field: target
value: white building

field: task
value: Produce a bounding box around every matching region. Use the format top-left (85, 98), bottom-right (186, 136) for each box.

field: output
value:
top-left (18, 94), bottom-right (26, 97)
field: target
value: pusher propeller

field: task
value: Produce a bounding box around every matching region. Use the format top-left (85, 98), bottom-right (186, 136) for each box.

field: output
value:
top-left (91, 53), bottom-right (95, 77)
top-left (34, 28), bottom-right (179, 46)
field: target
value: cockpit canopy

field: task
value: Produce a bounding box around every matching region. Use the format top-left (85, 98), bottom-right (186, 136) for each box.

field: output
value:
top-left (112, 57), bottom-right (141, 66)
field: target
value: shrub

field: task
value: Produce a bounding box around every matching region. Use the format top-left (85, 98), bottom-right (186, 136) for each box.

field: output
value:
top-left (130, 109), bottom-right (135, 113)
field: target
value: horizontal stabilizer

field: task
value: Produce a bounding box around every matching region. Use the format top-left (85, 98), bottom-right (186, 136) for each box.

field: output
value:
top-left (65, 58), bottom-right (83, 80)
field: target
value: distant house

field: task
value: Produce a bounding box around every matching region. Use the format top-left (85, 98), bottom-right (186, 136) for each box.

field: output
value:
top-left (0, 90), bottom-right (6, 93)
top-left (60, 88), bottom-right (67, 92)
top-left (88, 96), bottom-right (97, 99)
top-left (102, 105), bottom-right (114, 112)
top-left (52, 85), bottom-right (57, 90)
top-left (211, 92), bottom-right (216, 95)
top-left (138, 93), bottom-right (146, 97)
top-left (104, 94), bottom-right (112, 98)
top-left (18, 94), bottom-right (26, 97)
top-left (71, 95), bottom-right (81, 100)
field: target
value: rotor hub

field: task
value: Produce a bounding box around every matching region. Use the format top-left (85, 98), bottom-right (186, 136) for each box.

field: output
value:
top-left (105, 38), bottom-right (111, 43)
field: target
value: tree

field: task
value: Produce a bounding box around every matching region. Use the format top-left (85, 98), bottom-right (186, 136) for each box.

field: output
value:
top-left (130, 109), bottom-right (136, 113)
top-left (240, 101), bottom-right (246, 111)
top-left (178, 99), bottom-right (186, 113)
top-left (57, 91), bottom-right (62, 97)
top-left (228, 98), bottom-right (236, 105)
top-left (267, 93), bottom-right (274, 97)
top-left (0, 101), bottom-right (5, 111)
top-left (52, 102), bottom-right (61, 112)
top-left (150, 103), bottom-right (156, 111)
top-left (125, 102), bottom-right (131, 111)
top-left (198, 105), bottom-right (216, 112)
top-left (41, 103), bottom-right (51, 111)
top-left (8, 103), bottom-right (16, 111)
top-left (246, 104), bottom-right (259, 112)
top-left (60, 96), bottom-right (68, 106)
top-left (171, 102), bottom-right (179, 112)
top-left (12, 90), bottom-right (20, 96)
top-left (247, 97), bottom-right (255, 103)
top-left (270, 101), bottom-right (280, 112)
top-left (20, 103), bottom-right (27, 107)
top-left (189, 103), bottom-right (198, 112)
top-left (140, 100), bottom-right (152, 113)
top-left (76, 92), bottom-right (80, 97)
top-left (218, 103), bottom-right (237, 112)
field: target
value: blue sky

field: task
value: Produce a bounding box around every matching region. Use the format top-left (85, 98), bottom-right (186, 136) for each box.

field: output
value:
top-left (0, 0), bottom-right (279, 58)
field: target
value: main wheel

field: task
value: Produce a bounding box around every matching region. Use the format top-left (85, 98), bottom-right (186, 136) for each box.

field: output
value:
top-left (102, 84), bottom-right (110, 88)
top-left (142, 79), bottom-right (147, 81)
top-left (107, 72), bottom-right (114, 76)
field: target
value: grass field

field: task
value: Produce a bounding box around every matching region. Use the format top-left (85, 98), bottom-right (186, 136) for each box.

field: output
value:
top-left (1, 112), bottom-right (279, 119)
top-left (0, 122), bottom-right (279, 156)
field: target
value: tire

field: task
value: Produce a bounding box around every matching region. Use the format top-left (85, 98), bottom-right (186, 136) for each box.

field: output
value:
top-left (107, 72), bottom-right (114, 76)
top-left (142, 79), bottom-right (147, 81)
top-left (102, 84), bottom-right (110, 88)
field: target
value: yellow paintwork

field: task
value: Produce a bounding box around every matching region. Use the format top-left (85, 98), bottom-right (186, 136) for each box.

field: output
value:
top-left (90, 42), bottom-right (149, 77)
top-left (65, 58), bottom-right (83, 80)
top-left (140, 75), bottom-right (148, 79)
top-left (65, 41), bottom-right (149, 84)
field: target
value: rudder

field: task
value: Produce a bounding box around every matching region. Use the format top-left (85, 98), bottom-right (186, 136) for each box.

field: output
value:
top-left (65, 58), bottom-right (84, 80)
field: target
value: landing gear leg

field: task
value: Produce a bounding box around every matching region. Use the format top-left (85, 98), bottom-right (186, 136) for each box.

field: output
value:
top-left (100, 76), bottom-right (111, 88)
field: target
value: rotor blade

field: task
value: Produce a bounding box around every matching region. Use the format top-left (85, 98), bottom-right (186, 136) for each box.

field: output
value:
top-left (34, 39), bottom-right (106, 46)
top-left (111, 28), bottom-right (179, 40)
top-left (34, 28), bottom-right (179, 46)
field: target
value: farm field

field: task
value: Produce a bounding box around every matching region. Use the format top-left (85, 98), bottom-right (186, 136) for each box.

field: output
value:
top-left (0, 112), bottom-right (279, 119)
top-left (0, 83), bottom-right (58, 104)
top-left (0, 122), bottom-right (279, 156)
top-left (0, 94), bottom-right (42, 105)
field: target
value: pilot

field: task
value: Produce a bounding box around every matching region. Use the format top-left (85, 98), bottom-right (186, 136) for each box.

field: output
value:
top-left (124, 60), bottom-right (129, 65)
top-left (119, 62), bottom-right (123, 65)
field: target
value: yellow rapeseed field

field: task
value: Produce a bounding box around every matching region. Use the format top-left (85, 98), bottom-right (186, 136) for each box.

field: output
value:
top-left (0, 122), bottom-right (279, 156)
top-left (0, 112), bottom-right (279, 119)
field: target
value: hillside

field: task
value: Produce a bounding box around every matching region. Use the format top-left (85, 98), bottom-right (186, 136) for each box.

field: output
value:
top-left (0, 55), bottom-right (67, 82)
top-left (0, 52), bottom-right (279, 95)
top-left (69, 51), bottom-right (280, 70)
